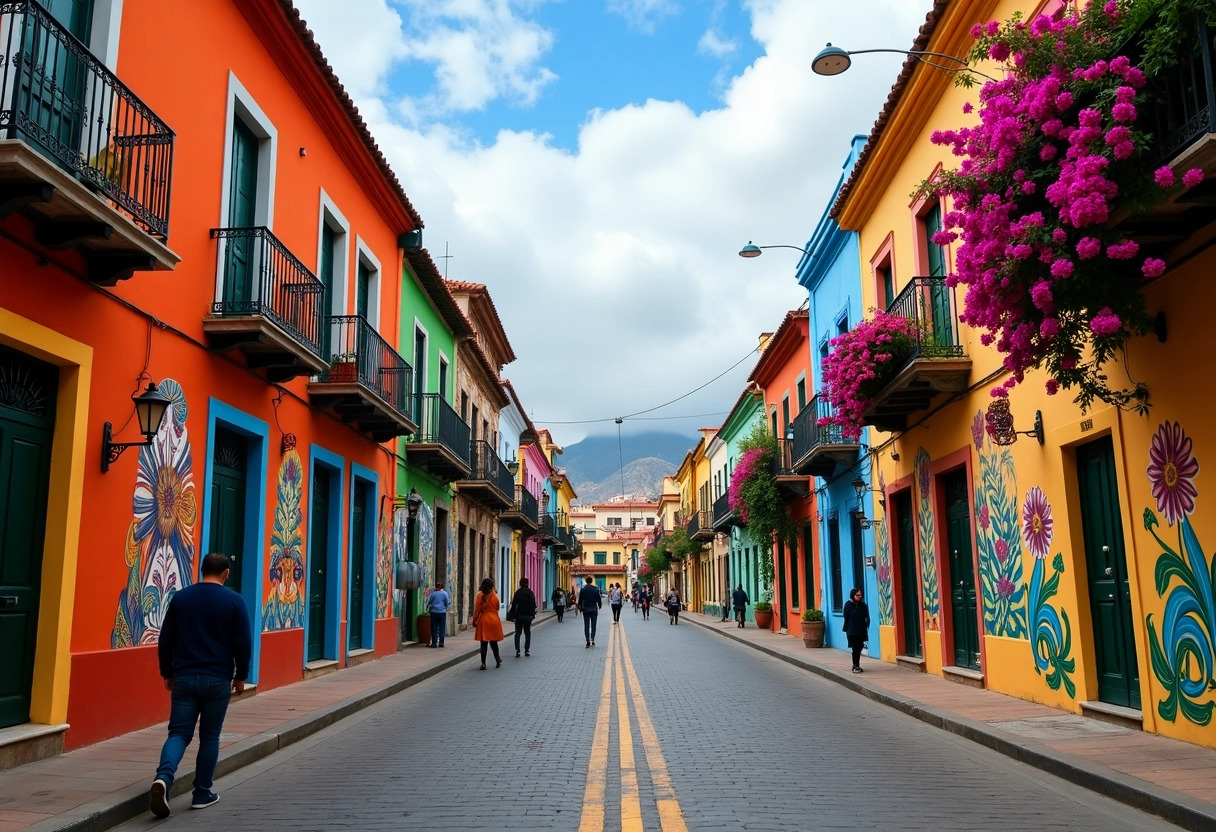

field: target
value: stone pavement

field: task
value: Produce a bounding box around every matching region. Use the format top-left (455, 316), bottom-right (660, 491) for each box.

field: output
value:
top-left (684, 611), bottom-right (1216, 832)
top-left (0, 617), bottom-right (551, 832)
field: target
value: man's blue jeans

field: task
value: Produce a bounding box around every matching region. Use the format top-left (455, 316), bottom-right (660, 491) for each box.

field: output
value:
top-left (583, 608), bottom-right (598, 643)
top-left (430, 612), bottom-right (447, 646)
top-left (155, 675), bottom-right (233, 800)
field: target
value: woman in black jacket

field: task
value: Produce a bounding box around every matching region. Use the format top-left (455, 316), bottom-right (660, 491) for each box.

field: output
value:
top-left (511, 577), bottom-right (538, 657)
top-left (842, 587), bottom-right (871, 673)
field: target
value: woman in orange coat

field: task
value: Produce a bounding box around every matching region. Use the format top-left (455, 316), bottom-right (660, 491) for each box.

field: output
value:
top-left (473, 577), bottom-right (504, 669)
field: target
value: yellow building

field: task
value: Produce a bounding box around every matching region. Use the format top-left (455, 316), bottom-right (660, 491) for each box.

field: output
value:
top-left (831, 0), bottom-right (1216, 748)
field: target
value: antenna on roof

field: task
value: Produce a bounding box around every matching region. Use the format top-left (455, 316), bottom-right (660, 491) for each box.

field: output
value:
top-left (439, 241), bottom-right (454, 279)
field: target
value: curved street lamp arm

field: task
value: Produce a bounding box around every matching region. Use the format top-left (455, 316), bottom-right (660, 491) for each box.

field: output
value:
top-left (758, 245), bottom-right (810, 254)
top-left (847, 48), bottom-right (999, 82)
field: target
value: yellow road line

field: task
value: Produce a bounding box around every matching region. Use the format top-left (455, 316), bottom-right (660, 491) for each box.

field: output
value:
top-left (578, 622), bottom-right (615, 832)
top-left (615, 636), bottom-right (643, 832)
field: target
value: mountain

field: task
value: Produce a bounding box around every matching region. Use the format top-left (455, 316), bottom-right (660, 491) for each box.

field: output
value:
top-left (560, 431), bottom-right (695, 504)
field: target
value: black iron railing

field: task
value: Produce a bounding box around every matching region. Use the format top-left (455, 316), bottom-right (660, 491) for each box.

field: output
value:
top-left (511, 485), bottom-right (539, 525)
top-left (210, 227), bottom-right (325, 354)
top-left (469, 439), bottom-right (513, 497)
top-left (791, 394), bottom-right (857, 463)
top-left (317, 315), bottom-right (412, 415)
top-left (541, 512), bottom-right (558, 540)
top-left (885, 277), bottom-right (963, 366)
top-left (1144, 17), bottom-right (1216, 163)
top-left (412, 393), bottom-right (471, 467)
top-left (0, 1), bottom-right (174, 237)
top-left (771, 438), bottom-right (796, 476)
top-left (685, 509), bottom-right (700, 538)
top-left (712, 492), bottom-right (736, 527)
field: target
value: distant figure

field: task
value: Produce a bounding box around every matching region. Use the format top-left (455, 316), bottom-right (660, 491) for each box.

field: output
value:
top-left (577, 576), bottom-right (602, 647)
top-left (639, 585), bottom-right (651, 621)
top-left (511, 577), bottom-right (538, 657)
top-left (732, 585), bottom-right (750, 629)
top-left (426, 583), bottom-right (451, 647)
top-left (149, 552), bottom-right (252, 818)
top-left (842, 587), bottom-right (871, 674)
top-left (632, 586), bottom-right (639, 613)
top-left (609, 583), bottom-right (624, 623)
top-left (473, 577), bottom-right (504, 669)
top-left (666, 588), bottom-right (682, 625)
top-left (551, 587), bottom-right (567, 622)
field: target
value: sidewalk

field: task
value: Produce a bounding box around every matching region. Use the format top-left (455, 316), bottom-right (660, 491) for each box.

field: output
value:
top-left (0, 617), bottom-right (551, 832)
top-left (685, 611), bottom-right (1216, 832)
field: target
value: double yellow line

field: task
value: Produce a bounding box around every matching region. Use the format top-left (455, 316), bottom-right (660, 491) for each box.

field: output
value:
top-left (578, 624), bottom-right (688, 832)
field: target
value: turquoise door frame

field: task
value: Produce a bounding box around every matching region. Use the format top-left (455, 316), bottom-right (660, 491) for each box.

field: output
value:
top-left (307, 445), bottom-right (345, 665)
top-left (348, 461), bottom-right (379, 654)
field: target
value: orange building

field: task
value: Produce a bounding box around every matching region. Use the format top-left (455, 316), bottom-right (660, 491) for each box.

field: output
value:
top-left (0, 0), bottom-right (434, 755)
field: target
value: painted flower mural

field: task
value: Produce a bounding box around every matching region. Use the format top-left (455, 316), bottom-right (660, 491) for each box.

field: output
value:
top-left (1021, 486), bottom-right (1054, 560)
top-left (1020, 486), bottom-right (1076, 698)
top-left (112, 379), bottom-right (196, 648)
top-left (914, 448), bottom-right (941, 630)
top-left (263, 451), bottom-right (305, 631)
top-left (1144, 421), bottom-right (1216, 726)
top-left (973, 415), bottom-right (1028, 638)
top-left (376, 507), bottom-right (394, 618)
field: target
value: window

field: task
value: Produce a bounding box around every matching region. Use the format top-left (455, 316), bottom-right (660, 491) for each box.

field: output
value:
top-left (613, 552), bottom-right (620, 565)
top-left (802, 524), bottom-right (816, 610)
top-left (796, 377), bottom-right (807, 411)
top-left (782, 395), bottom-right (791, 435)
top-left (354, 237), bottom-right (381, 327)
top-left (924, 202), bottom-right (946, 277)
top-left (471, 405), bottom-right (479, 441)
top-left (851, 513), bottom-right (866, 600)
top-left (790, 535), bottom-right (800, 609)
top-left (413, 325), bottom-right (427, 422)
top-left (871, 232), bottom-right (897, 311)
top-left (607, 517), bottom-right (622, 526)
top-left (829, 513), bottom-right (843, 612)
top-left (438, 355), bottom-right (449, 400)
top-left (317, 191), bottom-right (349, 322)
top-left (646, 518), bottom-right (655, 526)
top-left (594, 551), bottom-right (607, 565)
top-left (460, 390), bottom-right (468, 421)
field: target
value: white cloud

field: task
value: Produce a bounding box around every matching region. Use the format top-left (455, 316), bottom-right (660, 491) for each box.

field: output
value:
top-left (295, 0), bottom-right (931, 443)
top-left (697, 29), bottom-right (736, 58)
top-left (606, 0), bottom-right (680, 34)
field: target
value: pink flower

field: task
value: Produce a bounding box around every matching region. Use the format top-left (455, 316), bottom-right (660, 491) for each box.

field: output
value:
top-left (989, 42), bottom-right (1010, 62)
top-left (1031, 280), bottom-right (1053, 310)
top-left (1183, 168), bottom-right (1205, 188)
top-left (1106, 239), bottom-right (1139, 259)
top-left (1021, 486), bottom-right (1053, 559)
top-left (978, 503), bottom-right (990, 530)
top-left (1040, 317), bottom-right (1060, 338)
top-left (1154, 166), bottom-right (1176, 188)
top-left (986, 20), bottom-right (999, 35)
top-left (1089, 308), bottom-right (1122, 337)
top-left (972, 411), bottom-right (985, 451)
top-left (1040, 144), bottom-right (1058, 161)
top-left (1075, 237), bottom-right (1101, 259)
top-left (997, 576), bottom-right (1016, 597)
top-left (1045, 378), bottom-right (1059, 395)
top-left (1112, 101), bottom-right (1137, 122)
top-left (962, 101), bottom-right (973, 114)
top-left (1141, 258), bottom-right (1166, 278)
top-left (1112, 141), bottom-right (1134, 160)
top-left (1050, 259), bottom-right (1074, 279)
top-left (994, 538), bottom-right (1008, 562)
top-left (1055, 91), bottom-right (1074, 110)
top-left (1147, 421), bottom-right (1200, 526)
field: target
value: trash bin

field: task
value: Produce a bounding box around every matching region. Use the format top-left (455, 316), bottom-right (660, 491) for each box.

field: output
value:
top-left (415, 613), bottom-right (431, 646)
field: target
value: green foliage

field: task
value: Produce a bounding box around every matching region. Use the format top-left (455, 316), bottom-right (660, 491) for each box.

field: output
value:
top-left (753, 601), bottom-right (772, 612)
top-left (645, 546), bottom-right (672, 576)
top-left (733, 423), bottom-right (797, 602)
top-left (801, 608), bottom-right (824, 622)
top-left (644, 526), bottom-right (705, 578)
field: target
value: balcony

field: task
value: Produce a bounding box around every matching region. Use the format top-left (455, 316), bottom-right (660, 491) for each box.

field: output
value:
top-left (203, 227), bottom-right (326, 381)
top-left (772, 437), bottom-right (811, 499)
top-left (791, 394), bottom-right (859, 478)
top-left (500, 485), bottom-right (539, 533)
top-left (404, 393), bottom-right (471, 482)
top-left (860, 277), bottom-right (971, 433)
top-left (454, 440), bottom-right (513, 509)
top-left (652, 518), bottom-right (666, 550)
top-left (712, 492), bottom-right (742, 531)
top-left (538, 512), bottom-right (560, 545)
top-left (685, 507), bottom-right (714, 542)
top-left (0, 1), bottom-right (177, 283)
top-left (307, 315), bottom-right (414, 441)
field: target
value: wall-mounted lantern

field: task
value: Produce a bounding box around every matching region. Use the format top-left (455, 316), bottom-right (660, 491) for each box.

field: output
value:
top-left (101, 382), bottom-right (172, 472)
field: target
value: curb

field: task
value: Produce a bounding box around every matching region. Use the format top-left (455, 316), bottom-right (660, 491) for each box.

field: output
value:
top-left (34, 614), bottom-right (555, 832)
top-left (686, 616), bottom-right (1216, 832)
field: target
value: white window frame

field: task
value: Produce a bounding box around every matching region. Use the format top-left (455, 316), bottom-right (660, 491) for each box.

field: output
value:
top-left (354, 235), bottom-right (382, 328)
top-left (437, 351), bottom-right (450, 400)
top-left (413, 319), bottom-right (429, 395)
top-left (317, 190), bottom-right (350, 319)
top-left (89, 0), bottom-right (124, 71)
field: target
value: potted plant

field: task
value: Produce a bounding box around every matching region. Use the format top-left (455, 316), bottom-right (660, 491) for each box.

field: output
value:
top-left (800, 607), bottom-right (825, 648)
top-left (328, 353), bottom-right (358, 382)
top-left (753, 600), bottom-right (773, 630)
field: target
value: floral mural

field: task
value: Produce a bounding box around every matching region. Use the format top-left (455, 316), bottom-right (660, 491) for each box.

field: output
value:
top-left (1144, 421), bottom-right (1216, 726)
top-left (972, 410), bottom-right (1029, 639)
top-left (875, 473), bottom-right (894, 627)
top-left (915, 448), bottom-right (941, 630)
top-left (391, 507), bottom-right (408, 617)
top-left (375, 506), bottom-right (394, 618)
top-left (263, 451), bottom-right (304, 630)
top-left (112, 378), bottom-right (196, 648)
top-left (1023, 486), bottom-right (1076, 698)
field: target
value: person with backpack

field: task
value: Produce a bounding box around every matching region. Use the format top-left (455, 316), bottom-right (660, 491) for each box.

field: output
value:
top-left (665, 588), bottom-right (682, 625)
top-left (551, 586), bottom-right (567, 622)
top-left (609, 583), bottom-right (624, 623)
top-left (732, 584), bottom-right (750, 628)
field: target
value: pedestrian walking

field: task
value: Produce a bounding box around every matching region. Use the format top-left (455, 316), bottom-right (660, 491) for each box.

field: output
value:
top-left (609, 583), bottom-right (624, 623)
top-left (631, 586), bottom-right (639, 613)
top-left (639, 585), bottom-right (650, 621)
top-left (843, 587), bottom-right (871, 673)
top-left (666, 588), bottom-right (682, 625)
top-left (732, 585), bottom-right (749, 628)
top-left (426, 582), bottom-right (451, 647)
top-left (148, 552), bottom-right (252, 818)
top-left (577, 575), bottom-right (602, 647)
top-left (551, 586), bottom-right (566, 622)
top-left (510, 577), bottom-right (538, 657)
top-left (473, 577), bottom-right (504, 669)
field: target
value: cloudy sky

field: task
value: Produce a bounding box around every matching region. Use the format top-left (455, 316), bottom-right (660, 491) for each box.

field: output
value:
top-left (293, 0), bottom-right (929, 446)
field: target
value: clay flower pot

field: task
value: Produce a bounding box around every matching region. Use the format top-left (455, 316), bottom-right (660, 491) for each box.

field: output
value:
top-left (800, 619), bottom-right (825, 648)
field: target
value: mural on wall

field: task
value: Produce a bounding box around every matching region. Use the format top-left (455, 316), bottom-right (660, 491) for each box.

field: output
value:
top-left (1022, 486), bottom-right (1076, 698)
top-left (262, 450), bottom-right (305, 631)
top-left (391, 507), bottom-right (408, 618)
top-left (875, 472), bottom-right (894, 627)
top-left (1144, 421), bottom-right (1216, 725)
top-left (417, 500), bottom-right (437, 598)
top-left (972, 411), bottom-right (1029, 638)
top-left (915, 448), bottom-right (941, 630)
top-left (112, 378), bottom-right (196, 648)
top-left (375, 505), bottom-right (393, 618)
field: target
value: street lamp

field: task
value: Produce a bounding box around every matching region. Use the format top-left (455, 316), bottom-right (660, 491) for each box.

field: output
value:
top-left (101, 382), bottom-right (173, 472)
top-left (738, 241), bottom-right (810, 259)
top-left (811, 43), bottom-right (998, 82)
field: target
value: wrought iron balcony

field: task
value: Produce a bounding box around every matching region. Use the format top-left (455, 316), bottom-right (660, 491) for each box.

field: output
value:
top-left (538, 512), bottom-right (560, 545)
top-left (454, 440), bottom-right (513, 509)
top-left (0, 0), bottom-right (177, 283)
top-left (772, 437), bottom-right (811, 499)
top-left (712, 492), bottom-right (742, 531)
top-left (203, 227), bottom-right (327, 380)
top-left (791, 394), bottom-right (859, 477)
top-left (686, 507), bottom-right (714, 542)
top-left (404, 393), bottom-right (471, 481)
top-left (651, 518), bottom-right (666, 550)
top-left (307, 315), bottom-right (415, 441)
top-left (500, 484), bottom-right (540, 532)
top-left (859, 277), bottom-right (971, 433)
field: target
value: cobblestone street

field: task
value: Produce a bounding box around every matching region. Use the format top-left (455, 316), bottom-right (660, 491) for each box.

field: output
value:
top-left (111, 615), bottom-right (1181, 832)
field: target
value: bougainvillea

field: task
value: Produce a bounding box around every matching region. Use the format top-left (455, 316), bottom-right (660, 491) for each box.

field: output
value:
top-left (923, 1), bottom-right (1204, 410)
top-left (820, 309), bottom-right (920, 439)
top-left (728, 424), bottom-right (796, 601)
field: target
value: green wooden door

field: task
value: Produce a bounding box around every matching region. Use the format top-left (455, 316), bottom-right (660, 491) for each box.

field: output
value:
top-left (0, 348), bottom-right (56, 729)
top-left (895, 491), bottom-right (921, 658)
top-left (224, 121), bottom-right (260, 307)
top-left (19, 0), bottom-right (92, 164)
top-left (923, 203), bottom-right (953, 351)
top-left (348, 482), bottom-right (367, 650)
top-left (776, 540), bottom-right (788, 629)
top-left (945, 470), bottom-right (980, 670)
top-left (318, 223), bottom-right (335, 355)
top-left (209, 430), bottom-right (247, 596)
top-left (356, 261), bottom-right (370, 320)
top-left (850, 513), bottom-right (866, 599)
top-left (308, 467), bottom-right (331, 663)
top-left (802, 525), bottom-right (816, 610)
top-left (1077, 437), bottom-right (1140, 708)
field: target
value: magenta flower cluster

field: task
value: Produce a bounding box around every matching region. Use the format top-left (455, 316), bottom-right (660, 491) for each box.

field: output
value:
top-left (727, 447), bottom-right (768, 521)
top-left (820, 310), bottom-right (920, 439)
top-left (929, 4), bottom-right (1203, 407)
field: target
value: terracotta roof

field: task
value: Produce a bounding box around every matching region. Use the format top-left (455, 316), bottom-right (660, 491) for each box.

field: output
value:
top-left (829, 0), bottom-right (951, 220)
top-left (403, 248), bottom-right (473, 340)
top-left (445, 280), bottom-right (486, 292)
top-left (278, 1), bottom-right (423, 229)
top-left (746, 309), bottom-right (809, 385)
top-left (445, 280), bottom-right (518, 366)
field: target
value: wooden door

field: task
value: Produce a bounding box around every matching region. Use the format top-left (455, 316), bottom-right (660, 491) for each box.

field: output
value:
top-left (0, 348), bottom-right (56, 728)
top-left (348, 483), bottom-right (367, 650)
top-left (209, 430), bottom-right (248, 596)
top-left (894, 491), bottom-right (921, 658)
top-left (1077, 437), bottom-right (1140, 708)
top-left (224, 121), bottom-right (259, 306)
top-left (776, 540), bottom-right (788, 630)
top-left (308, 467), bottom-right (331, 662)
top-left (318, 223), bottom-right (335, 354)
top-left (944, 470), bottom-right (979, 670)
top-left (18, 0), bottom-right (93, 164)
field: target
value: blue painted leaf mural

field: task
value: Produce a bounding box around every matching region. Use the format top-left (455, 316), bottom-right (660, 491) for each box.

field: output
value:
top-left (915, 448), bottom-right (941, 630)
top-left (972, 411), bottom-right (1028, 638)
top-left (1029, 552), bottom-right (1076, 697)
top-left (875, 473), bottom-right (894, 627)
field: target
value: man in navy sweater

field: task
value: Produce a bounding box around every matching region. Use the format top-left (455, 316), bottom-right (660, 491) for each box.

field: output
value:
top-left (149, 552), bottom-right (251, 817)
